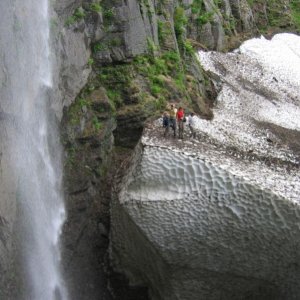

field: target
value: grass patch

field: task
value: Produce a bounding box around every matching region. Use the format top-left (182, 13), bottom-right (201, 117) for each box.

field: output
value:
top-left (89, 3), bottom-right (102, 13)
top-left (191, 0), bottom-right (203, 14)
top-left (184, 40), bottom-right (194, 55)
top-left (92, 42), bottom-right (108, 53)
top-left (65, 7), bottom-right (86, 26)
top-left (190, 0), bottom-right (214, 27)
top-left (158, 20), bottom-right (173, 45)
top-left (68, 97), bottom-right (89, 125)
top-left (291, 0), bottom-right (300, 30)
top-left (103, 8), bottom-right (115, 24)
top-left (134, 50), bottom-right (186, 99)
top-left (88, 58), bottom-right (94, 66)
top-left (174, 6), bottom-right (188, 40)
top-left (107, 89), bottom-right (122, 108)
top-left (92, 116), bottom-right (103, 131)
top-left (196, 11), bottom-right (214, 26)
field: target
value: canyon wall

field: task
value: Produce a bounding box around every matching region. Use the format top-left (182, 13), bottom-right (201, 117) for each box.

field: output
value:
top-left (0, 0), bottom-right (298, 297)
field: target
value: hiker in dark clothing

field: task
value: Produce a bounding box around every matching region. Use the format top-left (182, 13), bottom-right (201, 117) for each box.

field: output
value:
top-left (162, 112), bottom-right (170, 137)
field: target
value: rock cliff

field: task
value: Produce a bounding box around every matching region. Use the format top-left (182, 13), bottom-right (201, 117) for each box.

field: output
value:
top-left (58, 2), bottom-right (299, 298)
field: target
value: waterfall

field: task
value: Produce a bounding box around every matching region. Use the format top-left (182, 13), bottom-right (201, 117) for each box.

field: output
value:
top-left (0, 0), bottom-right (67, 299)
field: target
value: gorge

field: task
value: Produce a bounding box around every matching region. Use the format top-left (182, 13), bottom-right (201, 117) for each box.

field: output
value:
top-left (0, 0), bottom-right (299, 299)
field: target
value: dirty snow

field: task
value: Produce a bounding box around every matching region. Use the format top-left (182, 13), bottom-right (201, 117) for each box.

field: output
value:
top-left (141, 33), bottom-right (300, 203)
top-left (196, 33), bottom-right (300, 160)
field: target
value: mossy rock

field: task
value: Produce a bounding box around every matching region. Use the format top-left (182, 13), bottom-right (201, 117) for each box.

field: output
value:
top-left (87, 87), bottom-right (114, 114)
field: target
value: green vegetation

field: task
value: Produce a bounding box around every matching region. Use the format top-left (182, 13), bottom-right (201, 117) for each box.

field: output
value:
top-left (65, 16), bottom-right (77, 26)
top-left (248, 0), bottom-right (299, 33)
top-left (191, 0), bottom-right (204, 15)
top-left (92, 42), bottom-right (108, 53)
top-left (262, 0), bottom-right (293, 29)
top-left (92, 116), bottom-right (103, 131)
top-left (147, 38), bottom-right (159, 56)
top-left (213, 0), bottom-right (222, 8)
top-left (223, 15), bottom-right (236, 34)
top-left (65, 145), bottom-right (76, 167)
top-left (134, 50), bottom-right (185, 99)
top-left (155, 96), bottom-right (167, 110)
top-left (174, 6), bottom-right (188, 42)
top-left (196, 11), bottom-right (214, 26)
top-left (109, 37), bottom-right (123, 47)
top-left (97, 64), bottom-right (133, 108)
top-left (89, 3), bottom-right (102, 13)
top-left (157, 20), bottom-right (164, 44)
top-left (291, 0), bottom-right (300, 30)
top-left (190, 0), bottom-right (214, 27)
top-left (68, 97), bottom-right (89, 125)
top-left (184, 40), bottom-right (194, 55)
top-left (174, 5), bottom-right (197, 55)
top-left (103, 8), bottom-right (115, 24)
top-left (92, 37), bottom-right (123, 54)
top-left (140, 0), bottom-right (155, 17)
top-left (65, 7), bottom-right (86, 26)
top-left (88, 58), bottom-right (94, 66)
top-left (157, 20), bottom-right (172, 45)
top-left (246, 0), bottom-right (254, 7)
top-left (86, 1), bottom-right (209, 115)
top-left (73, 7), bottom-right (86, 19)
top-left (65, 2), bottom-right (103, 27)
top-left (106, 89), bottom-right (122, 109)
top-left (94, 47), bottom-right (189, 113)
top-left (87, 84), bottom-right (95, 92)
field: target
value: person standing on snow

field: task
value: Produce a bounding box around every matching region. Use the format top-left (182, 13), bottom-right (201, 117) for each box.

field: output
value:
top-left (162, 112), bottom-right (170, 137)
top-left (168, 104), bottom-right (177, 137)
top-left (176, 106), bottom-right (185, 139)
top-left (188, 112), bottom-right (196, 138)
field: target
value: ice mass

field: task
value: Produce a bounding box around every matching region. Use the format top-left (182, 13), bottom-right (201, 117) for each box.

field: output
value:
top-left (110, 33), bottom-right (300, 300)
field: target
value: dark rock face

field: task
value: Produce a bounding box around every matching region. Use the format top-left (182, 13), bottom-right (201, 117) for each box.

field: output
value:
top-left (60, 88), bottom-right (148, 299)
top-left (61, 88), bottom-right (116, 299)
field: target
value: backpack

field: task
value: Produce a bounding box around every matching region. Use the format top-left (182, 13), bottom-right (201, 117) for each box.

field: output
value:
top-left (163, 116), bottom-right (169, 127)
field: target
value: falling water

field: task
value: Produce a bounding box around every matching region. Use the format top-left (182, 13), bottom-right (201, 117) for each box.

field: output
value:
top-left (0, 0), bottom-right (67, 299)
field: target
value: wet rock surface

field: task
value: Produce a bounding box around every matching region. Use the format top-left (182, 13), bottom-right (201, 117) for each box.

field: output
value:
top-left (61, 88), bottom-right (148, 299)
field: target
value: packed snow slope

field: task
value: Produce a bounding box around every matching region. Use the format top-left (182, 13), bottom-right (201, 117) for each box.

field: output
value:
top-left (110, 34), bottom-right (300, 300)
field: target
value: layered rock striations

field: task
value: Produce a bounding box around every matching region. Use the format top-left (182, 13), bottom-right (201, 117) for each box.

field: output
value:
top-left (110, 33), bottom-right (300, 300)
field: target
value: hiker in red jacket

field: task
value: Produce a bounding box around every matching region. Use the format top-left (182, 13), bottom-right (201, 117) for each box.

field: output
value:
top-left (176, 106), bottom-right (185, 139)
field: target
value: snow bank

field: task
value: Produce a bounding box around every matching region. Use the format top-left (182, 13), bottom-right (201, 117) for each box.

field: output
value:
top-left (197, 33), bottom-right (300, 152)
top-left (110, 34), bottom-right (300, 300)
